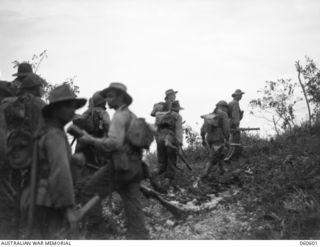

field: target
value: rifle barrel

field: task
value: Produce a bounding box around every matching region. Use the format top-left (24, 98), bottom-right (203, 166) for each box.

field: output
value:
top-left (26, 139), bottom-right (39, 237)
top-left (177, 153), bottom-right (192, 170)
top-left (239, 128), bottom-right (260, 131)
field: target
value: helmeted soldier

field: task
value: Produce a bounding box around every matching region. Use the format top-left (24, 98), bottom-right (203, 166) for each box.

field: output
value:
top-left (73, 90), bottom-right (110, 166)
top-left (72, 90), bottom-right (111, 238)
top-left (200, 100), bottom-right (230, 181)
top-left (78, 82), bottom-right (149, 239)
top-left (21, 84), bottom-right (86, 239)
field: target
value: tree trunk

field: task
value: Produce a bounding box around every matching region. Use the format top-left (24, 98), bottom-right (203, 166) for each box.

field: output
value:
top-left (296, 61), bottom-right (312, 126)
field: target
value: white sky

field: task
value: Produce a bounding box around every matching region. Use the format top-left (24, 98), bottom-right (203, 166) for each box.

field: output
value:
top-left (1, 0), bottom-right (320, 137)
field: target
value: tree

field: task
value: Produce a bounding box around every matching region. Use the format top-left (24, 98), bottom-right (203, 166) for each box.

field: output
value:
top-left (183, 124), bottom-right (201, 147)
top-left (250, 79), bottom-right (301, 134)
top-left (295, 57), bottom-right (320, 119)
top-left (42, 75), bottom-right (79, 102)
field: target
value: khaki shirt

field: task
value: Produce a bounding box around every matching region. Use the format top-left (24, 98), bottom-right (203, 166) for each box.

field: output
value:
top-left (91, 104), bottom-right (134, 152)
top-left (150, 102), bottom-right (165, 117)
top-left (36, 120), bottom-right (75, 208)
top-left (228, 99), bottom-right (242, 127)
top-left (200, 109), bottom-right (230, 145)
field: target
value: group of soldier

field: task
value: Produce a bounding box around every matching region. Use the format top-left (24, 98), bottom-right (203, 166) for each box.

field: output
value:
top-left (150, 88), bottom-right (244, 190)
top-left (0, 62), bottom-right (245, 240)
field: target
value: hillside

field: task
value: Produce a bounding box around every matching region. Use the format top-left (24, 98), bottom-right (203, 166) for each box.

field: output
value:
top-left (95, 123), bottom-right (320, 240)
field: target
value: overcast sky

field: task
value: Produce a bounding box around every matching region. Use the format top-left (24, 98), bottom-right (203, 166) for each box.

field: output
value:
top-left (1, 0), bottom-right (320, 137)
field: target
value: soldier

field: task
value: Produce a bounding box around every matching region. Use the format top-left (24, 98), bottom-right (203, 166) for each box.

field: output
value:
top-left (200, 100), bottom-right (230, 182)
top-left (73, 90), bottom-right (110, 166)
top-left (72, 91), bottom-right (111, 238)
top-left (11, 62), bottom-right (34, 92)
top-left (0, 80), bottom-right (17, 168)
top-left (21, 84), bottom-right (86, 239)
top-left (152, 99), bottom-right (183, 193)
top-left (228, 89), bottom-right (245, 144)
top-left (150, 89), bottom-right (178, 116)
top-left (78, 82), bottom-right (149, 239)
top-left (0, 74), bottom-right (46, 239)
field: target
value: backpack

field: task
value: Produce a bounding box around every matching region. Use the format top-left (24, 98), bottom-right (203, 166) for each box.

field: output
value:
top-left (127, 117), bottom-right (155, 149)
top-left (3, 95), bottom-right (36, 169)
top-left (155, 111), bottom-right (178, 128)
top-left (0, 81), bottom-right (17, 104)
top-left (73, 108), bottom-right (105, 135)
top-left (201, 113), bottom-right (222, 132)
top-left (6, 128), bottom-right (34, 169)
top-left (227, 104), bottom-right (233, 119)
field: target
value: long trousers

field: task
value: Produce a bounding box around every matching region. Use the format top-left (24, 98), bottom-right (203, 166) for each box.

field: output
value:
top-left (201, 143), bottom-right (225, 179)
top-left (81, 165), bottom-right (149, 239)
top-left (156, 136), bottom-right (178, 180)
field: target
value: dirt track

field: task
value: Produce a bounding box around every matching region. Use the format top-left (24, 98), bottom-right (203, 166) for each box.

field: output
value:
top-left (94, 160), bottom-right (254, 240)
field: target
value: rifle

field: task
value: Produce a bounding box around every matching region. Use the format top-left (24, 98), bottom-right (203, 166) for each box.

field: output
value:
top-left (26, 136), bottom-right (39, 238)
top-left (239, 127), bottom-right (260, 131)
top-left (231, 127), bottom-right (260, 133)
top-left (140, 185), bottom-right (186, 219)
top-left (164, 137), bottom-right (192, 171)
top-left (177, 152), bottom-right (192, 171)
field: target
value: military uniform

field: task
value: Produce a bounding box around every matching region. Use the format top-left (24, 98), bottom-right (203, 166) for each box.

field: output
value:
top-left (200, 104), bottom-right (230, 180)
top-left (150, 99), bottom-right (183, 192)
top-left (74, 106), bottom-right (110, 166)
top-left (228, 99), bottom-right (243, 143)
top-left (155, 111), bottom-right (183, 180)
top-left (73, 93), bottom-right (111, 238)
top-left (79, 83), bottom-right (148, 239)
top-left (21, 84), bottom-right (86, 239)
top-left (228, 89), bottom-right (244, 144)
top-left (0, 74), bottom-right (46, 239)
top-left (23, 120), bottom-right (76, 239)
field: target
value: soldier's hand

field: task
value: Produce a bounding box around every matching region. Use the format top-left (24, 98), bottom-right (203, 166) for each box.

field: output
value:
top-left (78, 131), bottom-right (93, 144)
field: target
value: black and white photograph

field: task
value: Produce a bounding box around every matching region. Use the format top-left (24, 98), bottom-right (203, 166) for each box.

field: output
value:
top-left (0, 0), bottom-right (320, 244)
